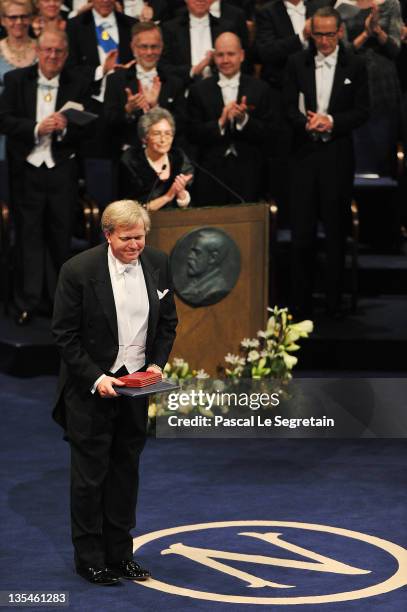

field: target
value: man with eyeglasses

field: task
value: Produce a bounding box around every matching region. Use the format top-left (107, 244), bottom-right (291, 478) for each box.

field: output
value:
top-left (284, 6), bottom-right (369, 319)
top-left (255, 0), bottom-right (332, 223)
top-left (104, 21), bottom-right (186, 158)
top-left (0, 30), bottom-right (92, 325)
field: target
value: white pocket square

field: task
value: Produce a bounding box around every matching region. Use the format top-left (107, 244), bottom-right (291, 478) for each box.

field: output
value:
top-left (344, 78), bottom-right (352, 85)
top-left (157, 289), bottom-right (169, 300)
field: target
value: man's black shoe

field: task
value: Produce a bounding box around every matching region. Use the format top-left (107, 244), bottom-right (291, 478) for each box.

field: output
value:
top-left (77, 566), bottom-right (121, 586)
top-left (15, 310), bottom-right (32, 326)
top-left (109, 560), bottom-right (151, 581)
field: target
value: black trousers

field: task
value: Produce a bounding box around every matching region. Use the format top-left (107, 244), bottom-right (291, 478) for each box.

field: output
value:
top-left (14, 159), bottom-right (77, 312)
top-left (65, 369), bottom-right (148, 569)
top-left (289, 139), bottom-right (353, 314)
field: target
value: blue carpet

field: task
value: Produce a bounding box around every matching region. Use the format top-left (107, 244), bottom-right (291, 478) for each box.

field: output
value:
top-left (1, 373), bottom-right (406, 611)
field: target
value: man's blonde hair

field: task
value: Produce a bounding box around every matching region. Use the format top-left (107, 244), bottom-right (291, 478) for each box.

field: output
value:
top-left (101, 200), bottom-right (151, 233)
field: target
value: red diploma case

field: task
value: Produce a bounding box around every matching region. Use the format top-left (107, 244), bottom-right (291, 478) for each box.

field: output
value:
top-left (117, 371), bottom-right (162, 388)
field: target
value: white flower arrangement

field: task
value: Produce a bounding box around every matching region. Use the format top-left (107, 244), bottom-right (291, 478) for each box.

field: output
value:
top-left (223, 306), bottom-right (313, 383)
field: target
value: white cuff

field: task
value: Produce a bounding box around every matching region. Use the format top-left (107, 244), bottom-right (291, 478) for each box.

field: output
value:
top-left (91, 373), bottom-right (106, 394)
top-left (236, 113), bottom-right (249, 130)
top-left (176, 191), bottom-right (191, 208)
top-left (34, 124), bottom-right (40, 144)
top-left (94, 65), bottom-right (104, 82)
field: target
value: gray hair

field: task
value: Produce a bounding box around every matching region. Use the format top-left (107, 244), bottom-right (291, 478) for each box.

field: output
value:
top-left (37, 28), bottom-right (69, 50)
top-left (137, 107), bottom-right (176, 141)
top-left (101, 199), bottom-right (151, 234)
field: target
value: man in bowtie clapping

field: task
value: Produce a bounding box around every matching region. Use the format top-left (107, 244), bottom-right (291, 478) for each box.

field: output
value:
top-left (187, 31), bottom-right (274, 205)
top-left (284, 7), bottom-right (369, 318)
top-left (104, 21), bottom-right (186, 157)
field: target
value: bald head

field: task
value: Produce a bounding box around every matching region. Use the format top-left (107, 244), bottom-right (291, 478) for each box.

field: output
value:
top-left (214, 32), bottom-right (244, 78)
top-left (215, 32), bottom-right (242, 52)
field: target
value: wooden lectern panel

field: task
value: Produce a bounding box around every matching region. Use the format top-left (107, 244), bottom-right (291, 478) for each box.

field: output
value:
top-left (147, 203), bottom-right (270, 375)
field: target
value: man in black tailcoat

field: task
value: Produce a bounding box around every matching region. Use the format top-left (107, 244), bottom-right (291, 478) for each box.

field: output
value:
top-left (52, 199), bottom-right (177, 585)
top-left (104, 21), bottom-right (185, 157)
top-left (284, 7), bottom-right (369, 317)
top-left (187, 31), bottom-right (273, 204)
top-left (0, 30), bottom-right (91, 325)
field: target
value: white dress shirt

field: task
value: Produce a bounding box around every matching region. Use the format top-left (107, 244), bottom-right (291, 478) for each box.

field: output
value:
top-left (315, 47), bottom-right (338, 115)
top-left (217, 72), bottom-right (248, 141)
top-left (284, 0), bottom-right (307, 46)
top-left (108, 246), bottom-right (150, 375)
top-left (92, 9), bottom-right (119, 102)
top-left (27, 70), bottom-right (60, 168)
top-left (218, 72), bottom-right (240, 105)
top-left (190, 13), bottom-right (213, 78)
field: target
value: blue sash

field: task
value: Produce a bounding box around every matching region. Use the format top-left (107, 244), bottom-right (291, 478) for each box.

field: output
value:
top-left (95, 24), bottom-right (118, 54)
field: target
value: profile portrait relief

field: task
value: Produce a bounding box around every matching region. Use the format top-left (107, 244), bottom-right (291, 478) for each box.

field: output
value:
top-left (170, 227), bottom-right (241, 307)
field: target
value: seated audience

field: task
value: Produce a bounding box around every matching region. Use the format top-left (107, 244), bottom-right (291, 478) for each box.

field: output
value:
top-left (119, 106), bottom-right (193, 210)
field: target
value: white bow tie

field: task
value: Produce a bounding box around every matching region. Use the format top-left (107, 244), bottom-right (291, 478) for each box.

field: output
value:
top-left (287, 4), bottom-right (306, 17)
top-left (38, 77), bottom-right (59, 89)
top-left (190, 16), bottom-right (209, 29)
top-left (218, 77), bottom-right (239, 89)
top-left (315, 55), bottom-right (335, 70)
top-left (116, 259), bottom-right (139, 275)
top-left (136, 67), bottom-right (158, 82)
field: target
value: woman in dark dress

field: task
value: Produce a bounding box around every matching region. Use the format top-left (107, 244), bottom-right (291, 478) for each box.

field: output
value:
top-left (340, 0), bottom-right (402, 174)
top-left (119, 107), bottom-right (193, 211)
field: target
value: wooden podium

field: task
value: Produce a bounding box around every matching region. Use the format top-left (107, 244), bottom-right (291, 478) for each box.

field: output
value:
top-left (148, 203), bottom-right (271, 375)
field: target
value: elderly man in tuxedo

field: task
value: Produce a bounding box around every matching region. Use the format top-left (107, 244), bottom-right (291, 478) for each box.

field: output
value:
top-left (52, 199), bottom-right (177, 585)
top-left (284, 6), bottom-right (369, 318)
top-left (0, 29), bottom-right (91, 325)
top-left (187, 31), bottom-right (273, 204)
top-left (104, 21), bottom-right (186, 157)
